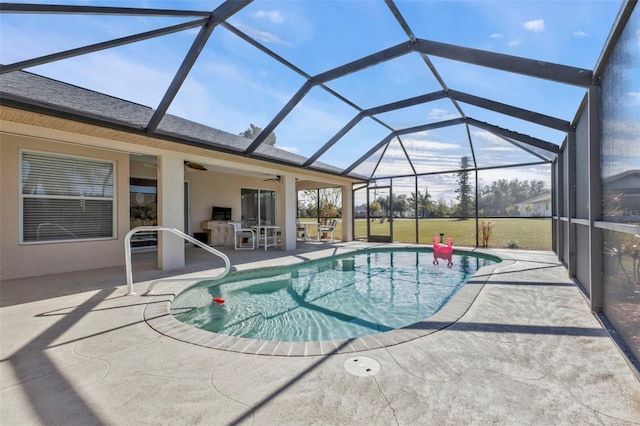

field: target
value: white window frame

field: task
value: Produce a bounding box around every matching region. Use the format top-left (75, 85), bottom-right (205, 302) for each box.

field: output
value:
top-left (19, 149), bottom-right (117, 244)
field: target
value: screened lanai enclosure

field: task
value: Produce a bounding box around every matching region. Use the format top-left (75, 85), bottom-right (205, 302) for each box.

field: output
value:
top-left (1, 1), bottom-right (639, 366)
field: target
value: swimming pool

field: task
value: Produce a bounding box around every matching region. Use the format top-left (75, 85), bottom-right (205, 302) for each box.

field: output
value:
top-left (170, 248), bottom-right (498, 342)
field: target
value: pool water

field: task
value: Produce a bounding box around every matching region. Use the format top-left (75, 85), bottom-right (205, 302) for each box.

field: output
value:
top-left (171, 248), bottom-right (496, 342)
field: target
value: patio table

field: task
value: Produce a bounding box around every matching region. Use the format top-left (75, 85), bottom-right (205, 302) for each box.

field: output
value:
top-left (252, 225), bottom-right (280, 250)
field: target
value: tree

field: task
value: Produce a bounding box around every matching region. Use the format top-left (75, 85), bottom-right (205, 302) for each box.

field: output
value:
top-left (408, 189), bottom-right (434, 218)
top-left (479, 178), bottom-right (548, 216)
top-left (301, 188), bottom-right (342, 223)
top-left (433, 198), bottom-right (450, 217)
top-left (455, 156), bottom-right (473, 218)
top-left (391, 194), bottom-right (409, 217)
top-left (239, 124), bottom-right (276, 146)
top-left (374, 194), bottom-right (408, 217)
top-left (369, 201), bottom-right (382, 217)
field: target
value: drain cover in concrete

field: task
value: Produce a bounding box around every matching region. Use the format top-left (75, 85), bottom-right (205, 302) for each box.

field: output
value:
top-left (344, 356), bottom-right (380, 376)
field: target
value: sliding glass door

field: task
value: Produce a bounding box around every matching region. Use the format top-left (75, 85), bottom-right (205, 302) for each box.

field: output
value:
top-left (241, 188), bottom-right (276, 226)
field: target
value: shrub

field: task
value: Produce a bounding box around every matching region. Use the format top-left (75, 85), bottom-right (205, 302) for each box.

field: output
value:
top-left (506, 239), bottom-right (520, 249)
top-left (481, 221), bottom-right (494, 247)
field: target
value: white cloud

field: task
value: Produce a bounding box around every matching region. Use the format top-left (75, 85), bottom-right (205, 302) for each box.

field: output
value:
top-left (481, 146), bottom-right (517, 152)
top-left (252, 29), bottom-right (292, 46)
top-left (402, 135), bottom-right (461, 151)
top-left (636, 29), bottom-right (640, 47)
top-left (573, 30), bottom-right (588, 37)
top-left (427, 108), bottom-right (459, 121)
top-left (472, 130), bottom-right (506, 145)
top-left (508, 38), bottom-right (523, 47)
top-left (277, 146), bottom-right (300, 154)
top-left (253, 10), bottom-right (286, 24)
top-left (523, 19), bottom-right (545, 33)
top-left (627, 92), bottom-right (640, 106)
top-left (234, 23), bottom-right (292, 46)
top-left (490, 33), bottom-right (503, 39)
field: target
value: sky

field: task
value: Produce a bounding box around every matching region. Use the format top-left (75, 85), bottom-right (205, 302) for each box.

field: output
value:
top-left (0, 0), bottom-right (630, 199)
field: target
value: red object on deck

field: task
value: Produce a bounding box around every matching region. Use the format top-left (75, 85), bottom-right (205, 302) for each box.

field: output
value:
top-left (212, 297), bottom-right (225, 304)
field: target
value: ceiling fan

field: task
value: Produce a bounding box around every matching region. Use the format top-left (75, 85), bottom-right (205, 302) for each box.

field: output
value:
top-left (184, 161), bottom-right (207, 171)
top-left (263, 175), bottom-right (281, 182)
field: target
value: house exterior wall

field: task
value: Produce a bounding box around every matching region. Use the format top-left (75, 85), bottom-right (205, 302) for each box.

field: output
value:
top-left (1, 132), bottom-right (130, 280)
top-left (1, 133), bottom-right (287, 280)
top-left (517, 200), bottom-right (550, 216)
top-left (0, 116), bottom-right (358, 280)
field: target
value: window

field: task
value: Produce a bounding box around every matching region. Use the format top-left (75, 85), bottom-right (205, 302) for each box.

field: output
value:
top-left (20, 150), bottom-right (115, 243)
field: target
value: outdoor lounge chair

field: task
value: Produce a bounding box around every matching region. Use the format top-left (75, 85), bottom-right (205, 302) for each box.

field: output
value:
top-left (229, 222), bottom-right (256, 250)
top-left (317, 218), bottom-right (338, 242)
top-left (296, 220), bottom-right (308, 240)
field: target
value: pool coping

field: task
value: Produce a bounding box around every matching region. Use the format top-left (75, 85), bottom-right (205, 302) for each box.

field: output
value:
top-left (142, 245), bottom-right (513, 356)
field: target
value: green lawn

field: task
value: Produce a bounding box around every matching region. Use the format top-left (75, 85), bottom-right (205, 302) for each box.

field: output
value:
top-left (299, 217), bottom-right (552, 250)
top-left (354, 218), bottom-right (552, 250)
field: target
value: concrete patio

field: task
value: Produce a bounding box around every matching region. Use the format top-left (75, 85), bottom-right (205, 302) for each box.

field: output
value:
top-left (1, 243), bottom-right (639, 425)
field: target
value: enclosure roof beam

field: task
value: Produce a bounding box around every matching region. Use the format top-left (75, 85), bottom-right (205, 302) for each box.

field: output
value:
top-left (247, 41), bottom-right (413, 155)
top-left (304, 91), bottom-right (448, 166)
top-left (1, 19), bottom-right (208, 74)
top-left (495, 133), bottom-right (553, 162)
top-left (146, 0), bottom-right (252, 134)
top-left (371, 160), bottom-right (550, 180)
top-left (303, 113), bottom-right (366, 167)
top-left (315, 42), bottom-right (414, 84)
top-left (466, 118), bottom-right (559, 154)
top-left (342, 134), bottom-right (395, 176)
top-left (245, 80), bottom-right (315, 154)
top-left (396, 118), bottom-right (466, 135)
top-left (415, 38), bottom-right (593, 87)
top-left (448, 90), bottom-right (571, 132)
top-left (365, 91), bottom-right (447, 115)
top-left (0, 3), bottom-right (212, 16)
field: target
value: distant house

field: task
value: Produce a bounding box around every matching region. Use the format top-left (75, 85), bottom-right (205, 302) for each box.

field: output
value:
top-left (354, 204), bottom-right (368, 218)
top-left (515, 193), bottom-right (552, 217)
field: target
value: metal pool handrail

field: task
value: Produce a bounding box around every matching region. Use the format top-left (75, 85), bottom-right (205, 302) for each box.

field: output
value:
top-left (124, 226), bottom-right (231, 295)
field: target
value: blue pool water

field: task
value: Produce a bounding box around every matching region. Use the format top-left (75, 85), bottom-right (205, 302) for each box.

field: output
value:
top-left (171, 248), bottom-right (497, 342)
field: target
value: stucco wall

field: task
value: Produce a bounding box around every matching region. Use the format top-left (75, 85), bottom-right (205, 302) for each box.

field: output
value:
top-left (0, 133), bottom-right (130, 280)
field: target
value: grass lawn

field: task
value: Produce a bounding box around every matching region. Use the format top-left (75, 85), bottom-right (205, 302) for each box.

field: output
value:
top-left (354, 218), bottom-right (552, 250)
top-left (299, 217), bottom-right (552, 250)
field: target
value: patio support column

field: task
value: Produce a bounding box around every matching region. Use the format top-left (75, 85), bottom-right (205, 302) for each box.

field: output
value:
top-left (566, 131), bottom-right (577, 277)
top-left (588, 85), bottom-right (603, 311)
top-left (280, 175), bottom-right (296, 251)
top-left (341, 184), bottom-right (353, 242)
top-left (555, 152), bottom-right (565, 260)
top-left (157, 152), bottom-right (185, 270)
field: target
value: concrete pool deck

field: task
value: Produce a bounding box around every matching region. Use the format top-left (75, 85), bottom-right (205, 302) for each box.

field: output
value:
top-left (1, 242), bottom-right (639, 425)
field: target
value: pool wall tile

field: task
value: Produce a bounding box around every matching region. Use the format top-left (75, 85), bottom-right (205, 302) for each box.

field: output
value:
top-left (271, 342), bottom-right (293, 356)
top-left (256, 341), bottom-right (279, 355)
top-left (241, 339), bottom-right (267, 354)
top-left (228, 337), bottom-right (254, 353)
top-left (288, 343), bottom-right (306, 356)
top-left (347, 338), bottom-right (369, 352)
top-left (305, 341), bottom-right (322, 356)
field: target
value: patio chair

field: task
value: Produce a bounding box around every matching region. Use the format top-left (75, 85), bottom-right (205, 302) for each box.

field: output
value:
top-left (229, 222), bottom-right (256, 250)
top-left (317, 218), bottom-right (338, 242)
top-left (296, 220), bottom-right (308, 240)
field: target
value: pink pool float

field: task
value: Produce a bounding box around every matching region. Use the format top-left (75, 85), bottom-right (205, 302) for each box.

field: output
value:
top-left (433, 236), bottom-right (453, 267)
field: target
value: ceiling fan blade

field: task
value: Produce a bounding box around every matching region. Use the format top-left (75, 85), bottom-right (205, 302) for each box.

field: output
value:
top-left (184, 161), bottom-right (207, 171)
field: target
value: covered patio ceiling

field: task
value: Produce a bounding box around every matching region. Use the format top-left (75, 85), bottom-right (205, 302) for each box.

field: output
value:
top-left (0, 0), bottom-right (623, 180)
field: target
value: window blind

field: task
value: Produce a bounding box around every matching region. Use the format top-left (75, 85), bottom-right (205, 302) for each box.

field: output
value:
top-left (21, 151), bottom-right (115, 243)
